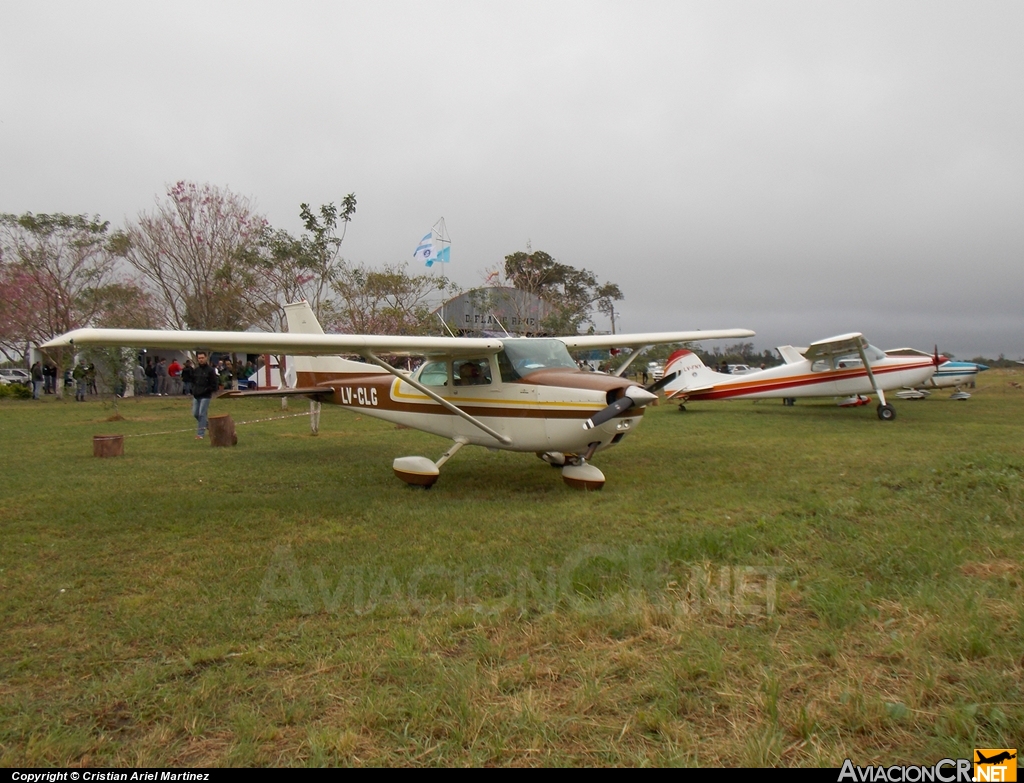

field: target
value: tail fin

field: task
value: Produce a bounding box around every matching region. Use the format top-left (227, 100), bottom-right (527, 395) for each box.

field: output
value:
top-left (283, 300), bottom-right (326, 335)
top-left (663, 349), bottom-right (721, 398)
top-left (282, 301), bottom-right (386, 378)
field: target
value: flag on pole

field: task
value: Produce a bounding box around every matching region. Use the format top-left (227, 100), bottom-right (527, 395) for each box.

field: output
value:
top-left (413, 219), bottom-right (451, 267)
top-left (413, 232), bottom-right (434, 265)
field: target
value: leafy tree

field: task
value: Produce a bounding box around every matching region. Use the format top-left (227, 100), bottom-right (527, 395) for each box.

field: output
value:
top-left (502, 249), bottom-right (623, 334)
top-left (244, 196), bottom-right (357, 331)
top-left (330, 262), bottom-right (455, 335)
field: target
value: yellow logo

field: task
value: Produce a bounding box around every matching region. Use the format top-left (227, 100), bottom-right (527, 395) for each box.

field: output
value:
top-left (974, 749), bottom-right (1017, 782)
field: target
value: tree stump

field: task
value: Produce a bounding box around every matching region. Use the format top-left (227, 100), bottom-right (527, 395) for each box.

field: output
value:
top-left (93, 435), bottom-right (124, 458)
top-left (208, 414), bottom-right (238, 447)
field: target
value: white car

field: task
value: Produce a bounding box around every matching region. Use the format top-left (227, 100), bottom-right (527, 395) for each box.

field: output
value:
top-left (0, 368), bottom-right (31, 386)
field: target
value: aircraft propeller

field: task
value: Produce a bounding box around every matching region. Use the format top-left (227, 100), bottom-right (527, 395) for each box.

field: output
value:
top-left (583, 372), bottom-right (679, 430)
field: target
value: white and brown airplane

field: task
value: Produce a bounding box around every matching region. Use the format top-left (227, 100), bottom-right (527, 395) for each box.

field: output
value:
top-left (662, 333), bottom-right (938, 420)
top-left (43, 302), bottom-right (753, 489)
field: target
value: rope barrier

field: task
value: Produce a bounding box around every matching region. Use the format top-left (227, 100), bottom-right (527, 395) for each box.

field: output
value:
top-left (118, 411), bottom-right (312, 438)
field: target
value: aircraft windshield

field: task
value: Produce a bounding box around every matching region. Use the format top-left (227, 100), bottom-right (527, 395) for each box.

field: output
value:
top-left (835, 344), bottom-right (886, 367)
top-left (499, 339), bottom-right (578, 379)
top-left (816, 344), bottom-right (888, 372)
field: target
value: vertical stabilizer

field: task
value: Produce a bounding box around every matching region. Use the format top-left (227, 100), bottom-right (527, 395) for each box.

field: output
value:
top-left (777, 345), bottom-right (805, 365)
top-left (281, 301), bottom-right (386, 378)
top-left (284, 301), bottom-right (326, 335)
top-left (662, 349), bottom-right (723, 396)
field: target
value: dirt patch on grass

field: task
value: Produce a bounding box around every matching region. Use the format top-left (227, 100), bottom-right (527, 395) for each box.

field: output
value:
top-left (959, 560), bottom-right (1019, 579)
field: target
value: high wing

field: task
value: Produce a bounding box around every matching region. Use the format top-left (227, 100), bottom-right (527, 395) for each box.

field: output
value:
top-left (884, 347), bottom-right (932, 357)
top-left (559, 329), bottom-right (755, 350)
top-left (41, 328), bottom-right (502, 358)
top-left (42, 327), bottom-right (755, 357)
top-left (801, 333), bottom-right (868, 364)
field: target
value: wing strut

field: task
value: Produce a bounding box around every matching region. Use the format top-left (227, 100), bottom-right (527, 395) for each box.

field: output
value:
top-left (363, 352), bottom-right (513, 446)
top-left (855, 342), bottom-right (886, 406)
top-left (612, 346), bottom-right (649, 377)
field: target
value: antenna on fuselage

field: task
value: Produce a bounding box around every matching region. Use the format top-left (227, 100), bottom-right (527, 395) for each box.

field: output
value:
top-left (490, 312), bottom-right (512, 338)
top-left (437, 313), bottom-right (457, 338)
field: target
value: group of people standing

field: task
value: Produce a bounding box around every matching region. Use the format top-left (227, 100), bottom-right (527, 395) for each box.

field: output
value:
top-left (37, 360), bottom-right (96, 401)
top-left (133, 355), bottom-right (255, 397)
top-left (29, 361), bottom-right (95, 400)
top-left (136, 356), bottom-right (188, 396)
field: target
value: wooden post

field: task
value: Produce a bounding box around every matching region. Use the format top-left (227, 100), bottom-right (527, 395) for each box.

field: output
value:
top-left (93, 435), bottom-right (124, 457)
top-left (208, 414), bottom-right (238, 447)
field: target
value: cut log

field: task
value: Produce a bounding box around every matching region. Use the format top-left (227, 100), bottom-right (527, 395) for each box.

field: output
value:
top-left (208, 414), bottom-right (238, 447)
top-left (93, 434), bottom-right (124, 458)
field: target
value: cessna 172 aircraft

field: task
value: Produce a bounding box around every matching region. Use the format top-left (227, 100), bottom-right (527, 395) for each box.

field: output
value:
top-left (661, 333), bottom-right (938, 420)
top-left (43, 302), bottom-right (753, 490)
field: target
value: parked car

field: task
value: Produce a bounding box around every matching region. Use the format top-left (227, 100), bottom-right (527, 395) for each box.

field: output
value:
top-left (647, 362), bottom-right (664, 381)
top-left (0, 368), bottom-right (31, 386)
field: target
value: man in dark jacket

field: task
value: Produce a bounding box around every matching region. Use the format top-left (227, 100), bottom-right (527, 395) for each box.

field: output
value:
top-left (191, 351), bottom-right (219, 439)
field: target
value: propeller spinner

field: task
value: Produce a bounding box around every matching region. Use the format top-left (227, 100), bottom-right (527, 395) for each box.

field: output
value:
top-left (583, 372), bottom-right (678, 430)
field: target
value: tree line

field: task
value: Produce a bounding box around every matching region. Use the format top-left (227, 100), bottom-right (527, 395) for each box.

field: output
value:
top-left (0, 181), bottom-right (625, 372)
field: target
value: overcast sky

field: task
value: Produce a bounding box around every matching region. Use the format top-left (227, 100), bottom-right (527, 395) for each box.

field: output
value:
top-left (2, 1), bottom-right (1022, 358)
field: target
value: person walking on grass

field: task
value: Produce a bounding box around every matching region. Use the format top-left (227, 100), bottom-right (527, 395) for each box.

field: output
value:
top-left (191, 351), bottom-right (218, 439)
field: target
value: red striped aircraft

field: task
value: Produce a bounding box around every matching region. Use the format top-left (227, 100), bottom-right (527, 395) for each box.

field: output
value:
top-left (662, 333), bottom-right (937, 421)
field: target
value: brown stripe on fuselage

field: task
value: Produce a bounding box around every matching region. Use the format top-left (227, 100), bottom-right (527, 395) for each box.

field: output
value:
top-left (294, 370), bottom-right (643, 420)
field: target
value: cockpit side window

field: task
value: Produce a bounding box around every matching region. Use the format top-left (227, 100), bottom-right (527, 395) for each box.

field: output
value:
top-left (453, 358), bottom-right (492, 386)
top-left (811, 358), bottom-right (833, 372)
top-left (835, 354), bottom-right (863, 369)
top-left (417, 360), bottom-right (449, 386)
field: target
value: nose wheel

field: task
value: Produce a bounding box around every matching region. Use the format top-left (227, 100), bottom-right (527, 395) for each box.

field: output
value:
top-left (561, 461), bottom-right (605, 490)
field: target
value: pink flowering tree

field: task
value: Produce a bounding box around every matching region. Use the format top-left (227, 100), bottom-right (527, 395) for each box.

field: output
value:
top-left (116, 181), bottom-right (269, 331)
top-left (0, 213), bottom-right (146, 394)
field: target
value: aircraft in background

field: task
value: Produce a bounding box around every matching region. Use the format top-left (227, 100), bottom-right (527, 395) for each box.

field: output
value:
top-left (885, 348), bottom-right (989, 400)
top-left (661, 333), bottom-right (937, 421)
top-left (42, 302), bottom-right (753, 490)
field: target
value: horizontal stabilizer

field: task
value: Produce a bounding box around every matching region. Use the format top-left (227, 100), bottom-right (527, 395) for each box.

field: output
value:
top-left (666, 384), bottom-right (714, 400)
top-left (220, 386), bottom-right (332, 399)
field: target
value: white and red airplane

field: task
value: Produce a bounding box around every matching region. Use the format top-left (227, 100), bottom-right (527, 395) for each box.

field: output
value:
top-left (42, 301), bottom-right (753, 489)
top-left (661, 333), bottom-right (938, 421)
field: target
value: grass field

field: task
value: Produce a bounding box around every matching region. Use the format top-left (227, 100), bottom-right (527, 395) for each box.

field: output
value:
top-left (1, 371), bottom-right (1022, 767)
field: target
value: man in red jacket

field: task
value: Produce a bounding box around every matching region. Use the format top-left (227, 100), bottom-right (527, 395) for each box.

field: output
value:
top-left (168, 358), bottom-right (183, 395)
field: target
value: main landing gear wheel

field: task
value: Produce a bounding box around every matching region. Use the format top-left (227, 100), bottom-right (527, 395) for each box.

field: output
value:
top-left (877, 403), bottom-right (896, 421)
